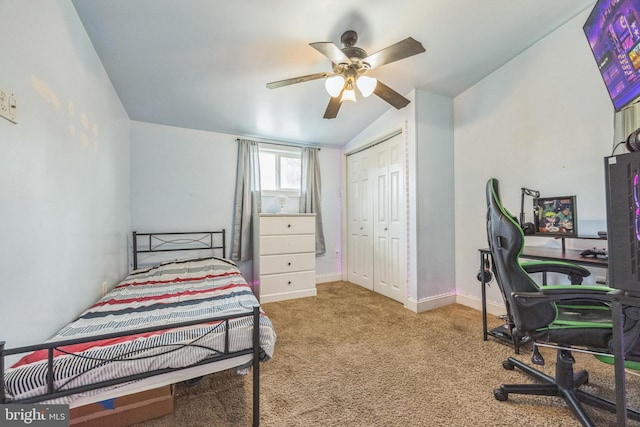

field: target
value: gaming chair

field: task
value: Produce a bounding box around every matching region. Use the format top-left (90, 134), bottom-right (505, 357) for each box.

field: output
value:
top-left (486, 177), bottom-right (640, 426)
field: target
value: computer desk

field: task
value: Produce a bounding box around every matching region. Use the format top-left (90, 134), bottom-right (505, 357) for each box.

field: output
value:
top-left (478, 246), bottom-right (608, 349)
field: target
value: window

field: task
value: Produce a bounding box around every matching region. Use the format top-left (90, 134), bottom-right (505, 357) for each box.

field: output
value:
top-left (258, 144), bottom-right (301, 196)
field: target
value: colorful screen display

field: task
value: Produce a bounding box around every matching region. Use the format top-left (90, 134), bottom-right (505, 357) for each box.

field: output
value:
top-left (533, 196), bottom-right (578, 237)
top-left (584, 0), bottom-right (640, 111)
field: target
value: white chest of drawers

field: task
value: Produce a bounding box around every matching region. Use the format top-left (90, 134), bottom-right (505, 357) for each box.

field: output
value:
top-left (254, 213), bottom-right (317, 303)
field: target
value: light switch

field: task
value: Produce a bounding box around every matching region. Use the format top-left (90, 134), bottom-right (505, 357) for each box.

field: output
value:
top-left (0, 86), bottom-right (17, 124)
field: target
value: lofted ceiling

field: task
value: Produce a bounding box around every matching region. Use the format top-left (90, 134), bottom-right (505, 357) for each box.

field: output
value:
top-left (71, 0), bottom-right (596, 148)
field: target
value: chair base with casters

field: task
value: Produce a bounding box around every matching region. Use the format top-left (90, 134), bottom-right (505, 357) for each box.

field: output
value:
top-left (494, 348), bottom-right (640, 426)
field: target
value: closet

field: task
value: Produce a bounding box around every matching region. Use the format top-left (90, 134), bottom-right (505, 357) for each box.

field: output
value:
top-left (347, 132), bottom-right (406, 303)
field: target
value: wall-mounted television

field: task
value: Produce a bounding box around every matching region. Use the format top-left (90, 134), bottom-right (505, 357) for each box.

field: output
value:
top-left (584, 0), bottom-right (640, 111)
top-left (533, 196), bottom-right (578, 237)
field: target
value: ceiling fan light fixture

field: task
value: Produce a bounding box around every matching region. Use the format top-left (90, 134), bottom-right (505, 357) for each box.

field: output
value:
top-left (268, 30), bottom-right (425, 118)
top-left (325, 75), bottom-right (345, 97)
top-left (340, 80), bottom-right (357, 103)
top-left (356, 75), bottom-right (377, 97)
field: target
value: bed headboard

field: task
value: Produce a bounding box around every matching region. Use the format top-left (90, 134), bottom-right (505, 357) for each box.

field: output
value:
top-left (132, 230), bottom-right (226, 270)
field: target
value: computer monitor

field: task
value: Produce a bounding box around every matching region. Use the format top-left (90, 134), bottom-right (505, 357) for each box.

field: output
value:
top-left (605, 151), bottom-right (640, 293)
top-left (533, 196), bottom-right (578, 237)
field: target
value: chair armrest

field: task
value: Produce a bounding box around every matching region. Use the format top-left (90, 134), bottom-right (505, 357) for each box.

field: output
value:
top-left (512, 286), bottom-right (613, 308)
top-left (520, 261), bottom-right (590, 277)
top-left (520, 261), bottom-right (590, 285)
top-left (515, 287), bottom-right (640, 357)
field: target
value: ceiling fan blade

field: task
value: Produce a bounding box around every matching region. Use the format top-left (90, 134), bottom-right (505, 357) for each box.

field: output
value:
top-left (310, 42), bottom-right (351, 65)
top-left (364, 37), bottom-right (425, 69)
top-left (266, 72), bottom-right (329, 89)
top-left (323, 90), bottom-right (343, 119)
top-left (374, 81), bottom-right (410, 110)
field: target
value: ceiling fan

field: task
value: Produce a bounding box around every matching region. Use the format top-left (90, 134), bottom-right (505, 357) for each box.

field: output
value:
top-left (266, 30), bottom-right (426, 119)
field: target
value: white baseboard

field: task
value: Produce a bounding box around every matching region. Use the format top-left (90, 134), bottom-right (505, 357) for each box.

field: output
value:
top-left (316, 273), bottom-right (342, 284)
top-left (455, 294), bottom-right (506, 317)
top-left (320, 278), bottom-right (507, 319)
top-left (406, 292), bottom-right (457, 313)
top-left (405, 293), bottom-right (507, 316)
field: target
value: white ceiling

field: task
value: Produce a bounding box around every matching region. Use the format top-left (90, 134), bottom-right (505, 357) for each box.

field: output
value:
top-left (71, 0), bottom-right (596, 148)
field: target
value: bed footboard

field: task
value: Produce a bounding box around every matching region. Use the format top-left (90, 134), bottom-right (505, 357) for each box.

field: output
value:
top-left (1, 306), bottom-right (262, 426)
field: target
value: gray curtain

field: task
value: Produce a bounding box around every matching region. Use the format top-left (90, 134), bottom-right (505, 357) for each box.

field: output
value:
top-left (299, 147), bottom-right (326, 254)
top-left (231, 139), bottom-right (261, 261)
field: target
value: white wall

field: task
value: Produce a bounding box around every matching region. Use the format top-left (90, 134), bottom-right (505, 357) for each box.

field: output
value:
top-left (414, 90), bottom-right (455, 302)
top-left (314, 147), bottom-right (343, 282)
top-left (453, 8), bottom-right (613, 313)
top-left (0, 1), bottom-right (130, 347)
top-left (130, 121), bottom-right (343, 281)
top-left (130, 122), bottom-right (236, 233)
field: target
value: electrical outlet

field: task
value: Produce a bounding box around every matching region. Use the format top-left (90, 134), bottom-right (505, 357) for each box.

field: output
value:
top-left (0, 86), bottom-right (17, 124)
top-left (102, 280), bottom-right (108, 296)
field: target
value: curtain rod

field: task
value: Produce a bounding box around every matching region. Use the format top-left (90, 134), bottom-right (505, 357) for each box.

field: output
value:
top-left (236, 137), bottom-right (321, 150)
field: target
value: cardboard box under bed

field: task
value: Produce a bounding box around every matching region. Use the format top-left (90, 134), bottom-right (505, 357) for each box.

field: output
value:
top-left (69, 385), bottom-right (174, 427)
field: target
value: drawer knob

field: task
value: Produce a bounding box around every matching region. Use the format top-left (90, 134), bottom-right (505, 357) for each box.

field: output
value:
top-left (287, 281), bottom-right (292, 285)
top-left (287, 262), bottom-right (292, 266)
top-left (287, 224), bottom-right (291, 228)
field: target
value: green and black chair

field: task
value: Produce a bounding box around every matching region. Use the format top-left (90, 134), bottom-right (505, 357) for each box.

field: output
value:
top-left (485, 177), bottom-right (640, 426)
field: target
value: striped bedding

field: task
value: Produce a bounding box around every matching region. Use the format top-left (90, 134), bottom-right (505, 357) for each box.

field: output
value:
top-left (3, 257), bottom-right (276, 404)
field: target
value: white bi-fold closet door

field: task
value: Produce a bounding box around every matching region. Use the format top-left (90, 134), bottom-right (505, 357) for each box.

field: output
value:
top-left (347, 132), bottom-right (406, 304)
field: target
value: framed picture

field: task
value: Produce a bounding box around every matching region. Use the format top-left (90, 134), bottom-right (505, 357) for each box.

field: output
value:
top-left (533, 196), bottom-right (578, 237)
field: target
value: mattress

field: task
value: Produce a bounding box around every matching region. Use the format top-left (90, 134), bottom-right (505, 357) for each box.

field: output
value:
top-left (3, 257), bottom-right (276, 404)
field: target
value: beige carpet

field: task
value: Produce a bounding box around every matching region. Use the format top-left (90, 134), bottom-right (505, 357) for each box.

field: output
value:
top-left (134, 281), bottom-right (640, 426)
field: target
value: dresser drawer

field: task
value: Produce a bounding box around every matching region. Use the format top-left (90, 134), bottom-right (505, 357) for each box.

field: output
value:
top-left (260, 270), bottom-right (316, 295)
top-left (259, 234), bottom-right (315, 255)
top-left (259, 215), bottom-right (315, 235)
top-left (259, 253), bottom-right (315, 275)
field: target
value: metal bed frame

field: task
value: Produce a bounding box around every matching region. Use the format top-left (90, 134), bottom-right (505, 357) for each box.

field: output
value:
top-left (1, 230), bottom-right (263, 427)
top-left (132, 230), bottom-right (226, 270)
